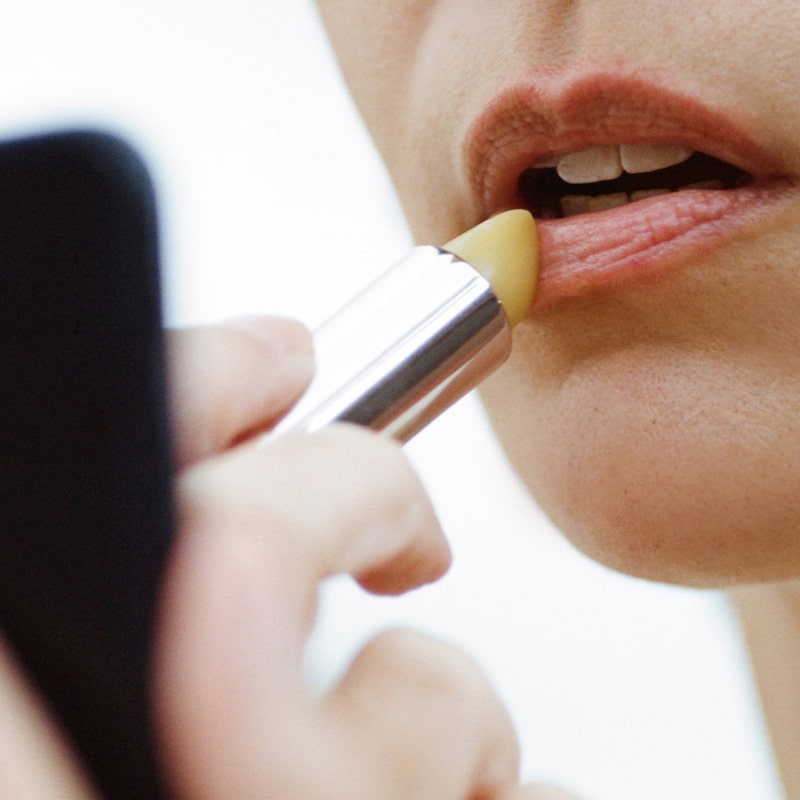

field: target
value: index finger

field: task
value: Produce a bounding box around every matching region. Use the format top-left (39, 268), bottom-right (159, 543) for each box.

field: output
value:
top-left (167, 317), bottom-right (314, 467)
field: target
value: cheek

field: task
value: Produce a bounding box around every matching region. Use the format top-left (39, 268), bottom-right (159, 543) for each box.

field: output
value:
top-left (314, 1), bottom-right (464, 238)
top-left (313, 0), bottom-right (434, 121)
top-left (479, 230), bottom-right (800, 586)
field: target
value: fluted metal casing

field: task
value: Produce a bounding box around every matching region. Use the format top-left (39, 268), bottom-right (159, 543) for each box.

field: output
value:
top-left (270, 245), bottom-right (512, 443)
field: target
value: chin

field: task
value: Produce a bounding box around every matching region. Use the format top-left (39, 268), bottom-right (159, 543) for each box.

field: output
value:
top-left (479, 316), bottom-right (800, 588)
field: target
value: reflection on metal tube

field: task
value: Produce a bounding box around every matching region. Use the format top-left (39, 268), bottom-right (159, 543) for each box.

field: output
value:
top-left (270, 246), bottom-right (511, 443)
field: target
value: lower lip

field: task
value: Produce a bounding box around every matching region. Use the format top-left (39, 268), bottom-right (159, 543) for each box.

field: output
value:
top-left (529, 179), bottom-right (799, 311)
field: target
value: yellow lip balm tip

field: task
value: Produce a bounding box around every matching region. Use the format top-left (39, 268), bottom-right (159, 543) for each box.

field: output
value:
top-left (443, 209), bottom-right (539, 326)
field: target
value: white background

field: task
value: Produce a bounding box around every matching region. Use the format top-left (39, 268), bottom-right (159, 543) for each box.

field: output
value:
top-left (0, 1), bottom-right (783, 797)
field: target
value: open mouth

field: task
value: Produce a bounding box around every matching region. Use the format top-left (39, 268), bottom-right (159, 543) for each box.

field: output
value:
top-left (463, 73), bottom-right (800, 306)
top-left (518, 144), bottom-right (752, 219)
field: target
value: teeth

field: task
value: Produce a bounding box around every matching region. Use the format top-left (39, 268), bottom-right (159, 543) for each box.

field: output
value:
top-left (559, 188), bottom-right (674, 218)
top-left (556, 146), bottom-right (623, 184)
top-left (619, 143), bottom-right (693, 174)
top-left (630, 188), bottom-right (671, 202)
top-left (534, 143), bottom-right (723, 217)
top-left (550, 144), bottom-right (696, 184)
top-left (560, 195), bottom-right (592, 216)
top-left (587, 192), bottom-right (629, 213)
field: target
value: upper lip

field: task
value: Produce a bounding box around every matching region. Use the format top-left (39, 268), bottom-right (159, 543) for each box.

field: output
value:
top-left (463, 69), bottom-right (789, 219)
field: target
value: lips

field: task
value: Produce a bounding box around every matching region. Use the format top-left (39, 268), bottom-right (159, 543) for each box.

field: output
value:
top-left (463, 70), bottom-right (799, 310)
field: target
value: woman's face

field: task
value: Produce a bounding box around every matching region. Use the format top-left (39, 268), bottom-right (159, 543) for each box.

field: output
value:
top-left (314, 0), bottom-right (800, 586)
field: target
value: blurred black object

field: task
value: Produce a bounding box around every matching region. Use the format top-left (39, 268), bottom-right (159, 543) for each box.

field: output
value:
top-left (0, 131), bottom-right (174, 797)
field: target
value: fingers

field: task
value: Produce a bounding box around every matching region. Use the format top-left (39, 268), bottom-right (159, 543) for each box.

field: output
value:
top-left (0, 316), bottom-right (312, 799)
top-left (158, 426), bottom-right (451, 796)
top-left (178, 425), bottom-right (451, 597)
top-left (0, 640), bottom-right (95, 799)
top-left (323, 628), bottom-right (521, 800)
top-left (167, 316), bottom-right (314, 467)
top-left (159, 539), bottom-right (519, 800)
top-left (155, 509), bottom-right (288, 800)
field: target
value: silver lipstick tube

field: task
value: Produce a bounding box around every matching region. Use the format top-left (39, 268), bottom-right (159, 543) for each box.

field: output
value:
top-left (270, 245), bottom-right (511, 443)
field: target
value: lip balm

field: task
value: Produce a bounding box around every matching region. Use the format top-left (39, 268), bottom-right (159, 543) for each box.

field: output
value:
top-left (271, 209), bottom-right (538, 442)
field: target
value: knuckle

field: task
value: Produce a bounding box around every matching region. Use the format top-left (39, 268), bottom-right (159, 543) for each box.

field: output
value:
top-left (360, 628), bottom-right (491, 707)
top-left (291, 424), bottom-right (408, 472)
top-left (274, 425), bottom-right (429, 516)
top-left (208, 321), bottom-right (263, 357)
top-left (176, 446), bottom-right (269, 525)
top-left (175, 462), bottom-right (238, 532)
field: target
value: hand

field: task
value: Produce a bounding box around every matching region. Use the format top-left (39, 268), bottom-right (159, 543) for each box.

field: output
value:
top-left (0, 315), bottom-right (581, 799)
top-left (158, 316), bottom-right (583, 799)
top-left (159, 316), bottom-right (512, 799)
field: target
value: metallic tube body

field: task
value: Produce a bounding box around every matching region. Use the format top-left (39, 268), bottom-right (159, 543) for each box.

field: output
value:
top-left (270, 246), bottom-right (512, 442)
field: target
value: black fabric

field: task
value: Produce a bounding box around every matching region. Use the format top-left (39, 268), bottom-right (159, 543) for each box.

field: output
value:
top-left (0, 130), bottom-right (174, 798)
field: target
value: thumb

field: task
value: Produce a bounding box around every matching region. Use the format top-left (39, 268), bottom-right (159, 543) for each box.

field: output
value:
top-left (167, 316), bottom-right (314, 467)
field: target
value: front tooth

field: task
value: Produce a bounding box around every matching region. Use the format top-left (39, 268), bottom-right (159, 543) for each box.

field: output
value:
top-left (560, 193), bottom-right (630, 217)
top-left (587, 192), bottom-right (629, 212)
top-left (619, 143), bottom-right (693, 174)
top-left (556, 146), bottom-right (622, 184)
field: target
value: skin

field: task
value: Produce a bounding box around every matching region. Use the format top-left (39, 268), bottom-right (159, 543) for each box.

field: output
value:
top-left (0, 317), bottom-right (571, 800)
top-left (311, 0), bottom-right (800, 793)
top-left (4, 4), bottom-right (798, 795)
